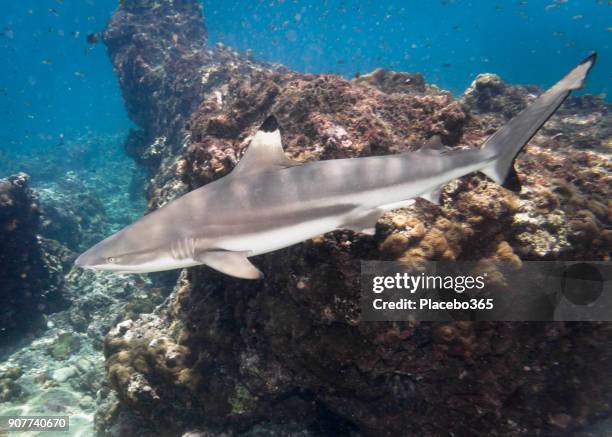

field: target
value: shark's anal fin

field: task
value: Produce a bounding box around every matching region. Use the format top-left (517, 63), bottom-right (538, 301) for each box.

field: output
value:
top-left (419, 185), bottom-right (444, 205)
top-left (234, 115), bottom-right (301, 176)
top-left (195, 250), bottom-right (263, 280)
top-left (343, 208), bottom-right (384, 236)
top-left (379, 199), bottom-right (416, 211)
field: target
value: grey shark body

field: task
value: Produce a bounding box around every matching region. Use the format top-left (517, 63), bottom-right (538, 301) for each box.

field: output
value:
top-left (75, 54), bottom-right (596, 279)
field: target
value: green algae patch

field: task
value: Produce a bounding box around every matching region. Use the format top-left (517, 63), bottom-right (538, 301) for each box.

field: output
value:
top-left (47, 332), bottom-right (81, 361)
top-left (229, 384), bottom-right (257, 416)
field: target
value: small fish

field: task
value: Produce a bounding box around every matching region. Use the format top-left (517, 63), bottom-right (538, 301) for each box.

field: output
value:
top-left (42, 59), bottom-right (53, 65)
top-left (48, 7), bottom-right (59, 16)
top-left (572, 14), bottom-right (584, 20)
top-left (442, 63), bottom-right (452, 68)
top-left (553, 31), bottom-right (565, 37)
top-left (2, 27), bottom-right (14, 39)
top-left (74, 71), bottom-right (86, 77)
top-left (72, 31), bottom-right (80, 38)
top-left (86, 33), bottom-right (99, 44)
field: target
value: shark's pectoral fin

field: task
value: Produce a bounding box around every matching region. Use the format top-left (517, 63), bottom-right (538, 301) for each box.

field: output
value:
top-left (419, 185), bottom-right (444, 205)
top-left (234, 115), bottom-right (301, 176)
top-left (343, 208), bottom-right (384, 235)
top-left (195, 250), bottom-right (263, 280)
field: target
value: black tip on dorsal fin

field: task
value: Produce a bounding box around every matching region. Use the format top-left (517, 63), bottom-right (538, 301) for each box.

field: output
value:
top-left (260, 115), bottom-right (278, 133)
top-left (502, 166), bottom-right (522, 192)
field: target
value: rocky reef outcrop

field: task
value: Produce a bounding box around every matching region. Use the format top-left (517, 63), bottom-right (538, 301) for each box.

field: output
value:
top-left (103, 0), bottom-right (288, 211)
top-left (97, 0), bottom-right (612, 435)
top-left (0, 174), bottom-right (67, 343)
top-left (37, 173), bottom-right (108, 252)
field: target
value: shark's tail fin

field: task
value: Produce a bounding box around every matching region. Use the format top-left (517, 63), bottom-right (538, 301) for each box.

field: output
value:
top-left (480, 53), bottom-right (597, 192)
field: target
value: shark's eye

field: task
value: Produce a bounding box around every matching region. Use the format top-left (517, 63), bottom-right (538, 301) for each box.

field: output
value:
top-left (106, 257), bottom-right (116, 264)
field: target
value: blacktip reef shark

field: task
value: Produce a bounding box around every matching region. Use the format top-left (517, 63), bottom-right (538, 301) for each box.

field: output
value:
top-left (75, 54), bottom-right (597, 279)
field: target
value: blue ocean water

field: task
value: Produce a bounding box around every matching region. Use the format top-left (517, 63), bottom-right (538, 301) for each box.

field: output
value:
top-left (208, 0), bottom-right (611, 96)
top-left (0, 0), bottom-right (609, 162)
top-left (0, 2), bottom-right (610, 435)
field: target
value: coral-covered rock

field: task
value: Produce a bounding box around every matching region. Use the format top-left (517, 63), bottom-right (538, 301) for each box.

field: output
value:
top-left (103, 0), bottom-right (287, 209)
top-left (354, 67), bottom-right (427, 94)
top-left (103, 0), bottom-right (210, 161)
top-left (0, 174), bottom-right (67, 343)
top-left (182, 70), bottom-right (467, 190)
top-left (99, 0), bottom-right (612, 435)
top-left (460, 73), bottom-right (540, 121)
top-left (37, 174), bottom-right (108, 252)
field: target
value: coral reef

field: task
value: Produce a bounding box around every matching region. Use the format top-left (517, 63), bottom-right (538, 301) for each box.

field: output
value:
top-left (94, 0), bottom-right (612, 435)
top-left (0, 131), bottom-right (155, 433)
top-left (37, 173), bottom-right (108, 252)
top-left (0, 173), bottom-right (67, 343)
top-left (0, 264), bottom-right (169, 436)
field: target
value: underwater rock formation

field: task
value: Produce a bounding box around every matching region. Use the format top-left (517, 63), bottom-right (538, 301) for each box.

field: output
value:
top-left (0, 267), bottom-right (168, 436)
top-left (103, 0), bottom-right (210, 165)
top-left (37, 174), bottom-right (108, 252)
top-left (103, 0), bottom-right (288, 210)
top-left (98, 0), bottom-right (612, 435)
top-left (0, 173), bottom-right (67, 343)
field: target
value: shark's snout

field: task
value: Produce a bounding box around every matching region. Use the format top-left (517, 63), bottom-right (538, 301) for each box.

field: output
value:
top-left (74, 253), bottom-right (84, 267)
top-left (74, 248), bottom-right (101, 269)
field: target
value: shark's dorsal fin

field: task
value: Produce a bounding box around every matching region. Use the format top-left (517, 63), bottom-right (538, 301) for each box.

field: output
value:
top-left (419, 135), bottom-right (447, 155)
top-left (234, 116), bottom-right (301, 175)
